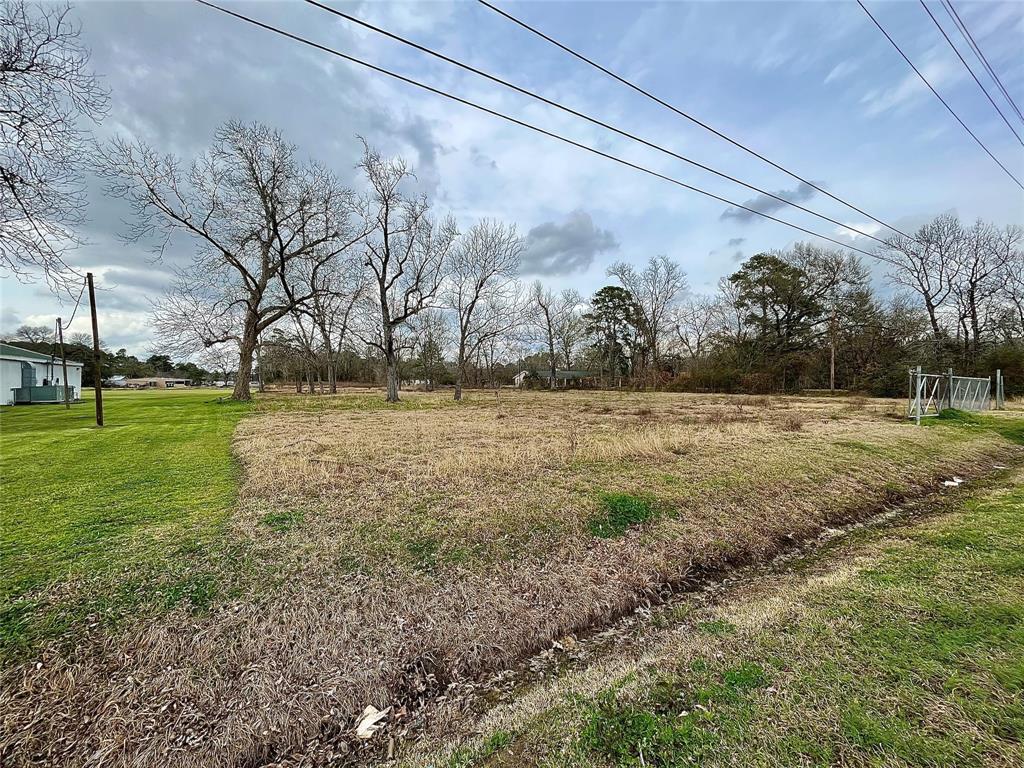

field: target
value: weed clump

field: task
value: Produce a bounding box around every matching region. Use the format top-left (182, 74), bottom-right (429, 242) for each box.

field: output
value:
top-left (779, 413), bottom-right (806, 432)
top-left (260, 509), bottom-right (304, 532)
top-left (589, 493), bottom-right (657, 538)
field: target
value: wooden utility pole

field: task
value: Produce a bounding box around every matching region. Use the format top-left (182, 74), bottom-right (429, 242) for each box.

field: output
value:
top-left (57, 318), bottom-right (70, 409)
top-left (87, 272), bottom-right (103, 426)
top-left (829, 313), bottom-right (836, 394)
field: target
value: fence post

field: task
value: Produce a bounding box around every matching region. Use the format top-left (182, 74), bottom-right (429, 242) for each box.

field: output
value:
top-left (908, 367), bottom-right (913, 419)
top-left (915, 365), bottom-right (923, 425)
top-left (947, 367), bottom-right (953, 411)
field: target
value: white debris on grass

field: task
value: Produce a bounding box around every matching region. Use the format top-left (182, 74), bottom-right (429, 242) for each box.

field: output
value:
top-left (943, 477), bottom-right (965, 487)
top-left (355, 705), bottom-right (389, 739)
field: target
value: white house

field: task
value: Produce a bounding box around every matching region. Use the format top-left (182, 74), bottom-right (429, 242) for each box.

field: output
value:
top-left (0, 342), bottom-right (84, 406)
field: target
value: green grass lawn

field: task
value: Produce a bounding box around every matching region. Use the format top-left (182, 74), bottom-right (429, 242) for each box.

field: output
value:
top-left (0, 388), bottom-right (250, 659)
top-left (457, 467), bottom-right (1024, 768)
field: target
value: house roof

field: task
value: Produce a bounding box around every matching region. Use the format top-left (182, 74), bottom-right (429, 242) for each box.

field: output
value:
top-left (0, 342), bottom-right (84, 367)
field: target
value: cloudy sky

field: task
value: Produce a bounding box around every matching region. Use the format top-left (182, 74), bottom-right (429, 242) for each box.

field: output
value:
top-left (2, 0), bottom-right (1023, 354)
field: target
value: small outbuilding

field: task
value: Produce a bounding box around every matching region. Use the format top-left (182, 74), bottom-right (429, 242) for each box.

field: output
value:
top-left (0, 342), bottom-right (84, 406)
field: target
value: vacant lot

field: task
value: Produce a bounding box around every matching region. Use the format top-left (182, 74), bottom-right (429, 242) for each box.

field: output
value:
top-left (1, 389), bottom-right (1022, 767)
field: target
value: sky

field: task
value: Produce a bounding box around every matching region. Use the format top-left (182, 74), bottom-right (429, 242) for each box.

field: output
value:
top-left (1, 0), bottom-right (1023, 355)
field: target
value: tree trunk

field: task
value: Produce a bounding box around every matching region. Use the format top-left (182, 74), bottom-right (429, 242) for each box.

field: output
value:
top-left (384, 329), bottom-right (400, 403)
top-left (924, 298), bottom-right (942, 340)
top-left (231, 316), bottom-right (258, 401)
top-left (386, 356), bottom-right (399, 402)
top-left (548, 337), bottom-right (557, 390)
top-left (454, 340), bottom-right (466, 401)
top-left (232, 338), bottom-right (255, 401)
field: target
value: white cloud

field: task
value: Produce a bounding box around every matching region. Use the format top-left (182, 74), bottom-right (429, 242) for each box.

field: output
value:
top-left (861, 54), bottom-right (962, 118)
top-left (824, 59), bottom-right (859, 84)
top-left (835, 221), bottom-right (883, 241)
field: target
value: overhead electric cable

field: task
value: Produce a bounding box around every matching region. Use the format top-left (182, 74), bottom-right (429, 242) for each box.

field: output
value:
top-left (475, 0), bottom-right (916, 240)
top-left (857, 0), bottom-right (1024, 190)
top-left (302, 0), bottom-right (889, 245)
top-left (944, 0), bottom-right (1024, 125)
top-left (918, 0), bottom-right (1022, 146)
top-left (195, 0), bottom-right (879, 258)
top-left (61, 276), bottom-right (87, 327)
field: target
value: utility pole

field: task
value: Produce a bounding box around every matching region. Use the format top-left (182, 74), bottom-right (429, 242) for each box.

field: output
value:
top-left (57, 318), bottom-right (70, 409)
top-left (829, 313), bottom-right (836, 394)
top-left (87, 272), bottom-right (103, 426)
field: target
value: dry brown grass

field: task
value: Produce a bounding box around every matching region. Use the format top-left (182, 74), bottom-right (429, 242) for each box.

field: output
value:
top-left (2, 390), bottom-right (1016, 767)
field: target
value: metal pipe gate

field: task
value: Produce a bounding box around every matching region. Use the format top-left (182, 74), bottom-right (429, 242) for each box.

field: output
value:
top-left (907, 366), bottom-right (1005, 424)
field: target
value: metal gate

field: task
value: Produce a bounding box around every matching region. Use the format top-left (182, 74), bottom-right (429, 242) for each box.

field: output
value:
top-left (907, 366), bottom-right (1004, 424)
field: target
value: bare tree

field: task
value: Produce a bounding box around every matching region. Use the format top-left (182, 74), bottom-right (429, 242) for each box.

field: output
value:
top-left (0, 1), bottom-right (108, 292)
top-left (607, 255), bottom-right (688, 370)
top-left (873, 214), bottom-right (962, 340)
top-left (350, 142), bottom-right (457, 403)
top-left (447, 219), bottom-right (523, 400)
top-left (1001, 232), bottom-right (1024, 336)
top-left (950, 220), bottom-right (1018, 355)
top-left (531, 282), bottom-right (582, 389)
top-left (197, 342), bottom-right (237, 387)
top-left (554, 294), bottom-right (585, 372)
top-left (298, 252), bottom-right (365, 393)
top-left (715, 276), bottom-right (748, 347)
top-left (13, 323), bottom-right (50, 343)
top-left (410, 307), bottom-right (451, 390)
top-left (101, 121), bottom-right (362, 401)
top-left (672, 296), bottom-right (719, 368)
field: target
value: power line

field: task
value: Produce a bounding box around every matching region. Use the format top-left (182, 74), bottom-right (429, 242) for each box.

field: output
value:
top-left (302, 0), bottom-right (889, 246)
top-left (856, 0), bottom-right (1024, 191)
top-left (476, 0), bottom-right (915, 241)
top-left (61, 276), bottom-right (87, 328)
top-left (919, 0), bottom-right (1022, 146)
top-left (194, 0), bottom-right (879, 259)
top-left (944, 0), bottom-right (1024, 126)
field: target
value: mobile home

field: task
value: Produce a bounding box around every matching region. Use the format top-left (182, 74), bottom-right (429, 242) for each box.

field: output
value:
top-left (0, 343), bottom-right (84, 405)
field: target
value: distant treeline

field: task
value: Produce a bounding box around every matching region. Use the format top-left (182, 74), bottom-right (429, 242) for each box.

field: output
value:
top-left (259, 217), bottom-right (1024, 399)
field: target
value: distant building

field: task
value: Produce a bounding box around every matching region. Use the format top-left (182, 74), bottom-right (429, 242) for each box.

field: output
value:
top-left (514, 369), bottom-right (595, 388)
top-left (0, 342), bottom-right (84, 406)
top-left (124, 377), bottom-right (193, 389)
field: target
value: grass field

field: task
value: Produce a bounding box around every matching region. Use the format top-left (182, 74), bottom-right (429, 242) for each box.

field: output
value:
top-left (0, 389), bottom-right (250, 657)
top-left (435, 469), bottom-right (1024, 768)
top-left (1, 388), bottom-right (1022, 767)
